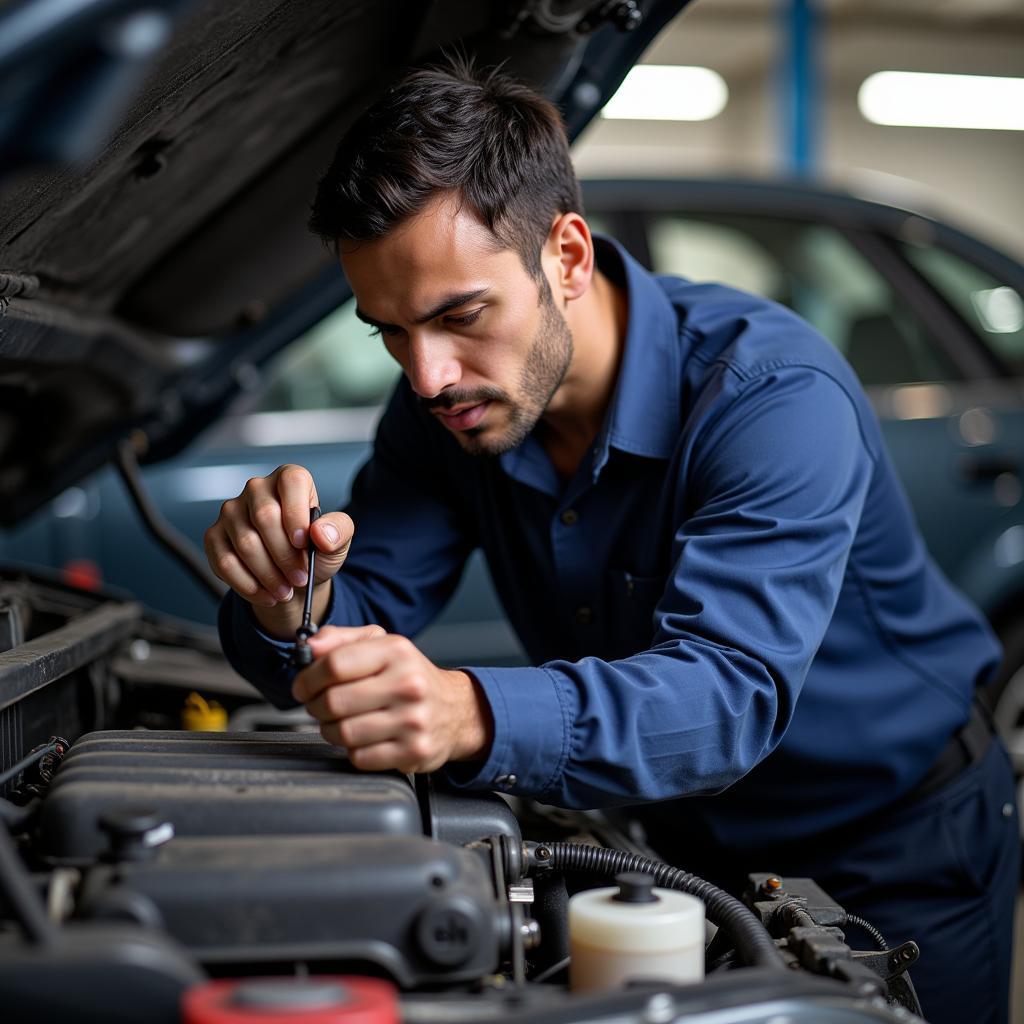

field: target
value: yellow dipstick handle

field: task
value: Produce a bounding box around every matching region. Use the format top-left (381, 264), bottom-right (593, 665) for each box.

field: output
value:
top-left (182, 692), bottom-right (227, 732)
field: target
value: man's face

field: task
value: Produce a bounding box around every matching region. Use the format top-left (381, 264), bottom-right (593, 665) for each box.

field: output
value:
top-left (340, 197), bottom-right (573, 456)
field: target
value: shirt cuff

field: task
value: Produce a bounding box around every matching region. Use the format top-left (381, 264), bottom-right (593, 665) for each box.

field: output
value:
top-left (442, 665), bottom-right (573, 800)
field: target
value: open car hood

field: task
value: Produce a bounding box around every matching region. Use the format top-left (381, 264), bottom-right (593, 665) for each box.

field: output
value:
top-left (0, 0), bottom-right (691, 525)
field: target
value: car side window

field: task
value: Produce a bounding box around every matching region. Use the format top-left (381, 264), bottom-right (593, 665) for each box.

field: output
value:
top-left (646, 214), bottom-right (963, 387)
top-left (900, 243), bottom-right (1024, 375)
top-left (252, 296), bottom-right (401, 413)
top-left (586, 212), bottom-right (614, 238)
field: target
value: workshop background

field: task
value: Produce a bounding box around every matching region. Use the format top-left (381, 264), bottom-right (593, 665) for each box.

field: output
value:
top-left (574, 0), bottom-right (1024, 259)
top-left (573, 0), bottom-right (1024, 1018)
top-left (1, 0), bottom-right (1022, 1016)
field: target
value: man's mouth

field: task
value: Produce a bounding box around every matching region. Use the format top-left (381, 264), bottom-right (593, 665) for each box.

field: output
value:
top-left (435, 401), bottom-right (490, 431)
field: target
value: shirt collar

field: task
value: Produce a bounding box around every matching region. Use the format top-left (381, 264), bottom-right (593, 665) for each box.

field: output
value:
top-left (591, 235), bottom-right (684, 473)
top-left (498, 235), bottom-right (685, 496)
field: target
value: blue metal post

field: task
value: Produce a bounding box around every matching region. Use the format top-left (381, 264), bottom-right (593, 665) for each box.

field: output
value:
top-left (781, 0), bottom-right (819, 177)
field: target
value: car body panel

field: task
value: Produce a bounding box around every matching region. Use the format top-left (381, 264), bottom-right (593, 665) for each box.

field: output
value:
top-left (0, 0), bottom-right (694, 525)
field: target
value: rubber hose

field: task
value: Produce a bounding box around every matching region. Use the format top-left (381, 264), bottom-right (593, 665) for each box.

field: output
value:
top-left (534, 841), bottom-right (787, 970)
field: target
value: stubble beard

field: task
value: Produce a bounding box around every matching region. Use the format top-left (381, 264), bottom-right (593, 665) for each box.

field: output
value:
top-left (457, 285), bottom-right (574, 458)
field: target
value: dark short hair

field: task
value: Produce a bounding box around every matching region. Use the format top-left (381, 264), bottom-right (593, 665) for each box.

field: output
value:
top-left (308, 56), bottom-right (583, 276)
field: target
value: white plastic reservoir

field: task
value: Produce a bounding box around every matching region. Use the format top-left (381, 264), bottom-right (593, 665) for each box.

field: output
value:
top-left (568, 873), bottom-right (705, 992)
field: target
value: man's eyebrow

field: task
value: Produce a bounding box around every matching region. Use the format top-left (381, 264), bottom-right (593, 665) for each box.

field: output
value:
top-left (415, 288), bottom-right (490, 324)
top-left (354, 307), bottom-right (386, 329)
top-left (355, 288), bottom-right (489, 330)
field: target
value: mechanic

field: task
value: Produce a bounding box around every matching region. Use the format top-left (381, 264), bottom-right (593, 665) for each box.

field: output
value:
top-left (206, 60), bottom-right (1018, 1024)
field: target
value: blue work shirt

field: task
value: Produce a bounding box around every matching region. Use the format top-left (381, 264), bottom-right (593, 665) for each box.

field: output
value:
top-left (220, 237), bottom-right (1001, 848)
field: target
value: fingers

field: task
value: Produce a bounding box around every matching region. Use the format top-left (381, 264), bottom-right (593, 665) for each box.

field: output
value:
top-left (223, 499), bottom-right (296, 602)
top-left (204, 526), bottom-right (279, 607)
top-left (319, 719), bottom-right (436, 774)
top-left (295, 633), bottom-right (455, 774)
top-left (342, 740), bottom-right (408, 773)
top-left (302, 665), bottom-right (396, 724)
top-left (292, 632), bottom-right (404, 704)
top-left (205, 464), bottom-right (340, 607)
top-left (243, 488), bottom-right (309, 592)
top-left (275, 465), bottom-right (319, 548)
top-left (315, 729), bottom-right (411, 774)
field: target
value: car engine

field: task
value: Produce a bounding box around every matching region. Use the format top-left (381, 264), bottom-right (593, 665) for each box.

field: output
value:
top-left (0, 570), bottom-right (925, 1023)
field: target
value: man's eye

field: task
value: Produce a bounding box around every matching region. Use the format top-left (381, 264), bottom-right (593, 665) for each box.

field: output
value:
top-left (446, 309), bottom-right (483, 328)
top-left (369, 324), bottom-right (403, 338)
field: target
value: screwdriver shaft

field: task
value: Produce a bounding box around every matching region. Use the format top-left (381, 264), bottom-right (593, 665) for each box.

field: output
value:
top-left (301, 506), bottom-right (321, 633)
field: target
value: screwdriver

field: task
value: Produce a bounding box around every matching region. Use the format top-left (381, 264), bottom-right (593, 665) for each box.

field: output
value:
top-left (291, 506), bottom-right (320, 668)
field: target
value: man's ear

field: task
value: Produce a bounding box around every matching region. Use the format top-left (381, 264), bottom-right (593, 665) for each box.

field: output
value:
top-left (544, 212), bottom-right (594, 304)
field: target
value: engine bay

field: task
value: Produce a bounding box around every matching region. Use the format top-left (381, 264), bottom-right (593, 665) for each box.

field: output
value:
top-left (0, 570), bottom-right (925, 1023)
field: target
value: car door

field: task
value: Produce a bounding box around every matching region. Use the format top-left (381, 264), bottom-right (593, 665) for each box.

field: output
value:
top-left (887, 236), bottom-right (1024, 616)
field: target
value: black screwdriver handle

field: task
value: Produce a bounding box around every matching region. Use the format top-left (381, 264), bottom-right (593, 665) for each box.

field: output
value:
top-left (291, 506), bottom-right (321, 667)
top-left (302, 507), bottom-right (321, 628)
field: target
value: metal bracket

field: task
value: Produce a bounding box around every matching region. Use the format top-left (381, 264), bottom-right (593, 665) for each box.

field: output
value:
top-left (852, 940), bottom-right (921, 982)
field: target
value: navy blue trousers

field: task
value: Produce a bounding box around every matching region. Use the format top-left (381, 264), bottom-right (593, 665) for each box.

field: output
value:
top-left (646, 738), bottom-right (1020, 1024)
top-left (815, 739), bottom-right (1019, 1024)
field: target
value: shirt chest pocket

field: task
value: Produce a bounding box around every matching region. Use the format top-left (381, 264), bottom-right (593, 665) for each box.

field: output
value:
top-left (604, 569), bottom-right (667, 657)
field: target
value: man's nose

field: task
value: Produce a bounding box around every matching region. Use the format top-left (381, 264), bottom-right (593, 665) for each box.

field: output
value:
top-left (405, 331), bottom-right (462, 399)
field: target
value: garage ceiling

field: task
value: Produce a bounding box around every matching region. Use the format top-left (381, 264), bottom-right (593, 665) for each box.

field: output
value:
top-left (702, 0), bottom-right (1024, 23)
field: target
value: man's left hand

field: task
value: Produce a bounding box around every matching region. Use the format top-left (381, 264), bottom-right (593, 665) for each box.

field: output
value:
top-left (292, 625), bottom-right (494, 773)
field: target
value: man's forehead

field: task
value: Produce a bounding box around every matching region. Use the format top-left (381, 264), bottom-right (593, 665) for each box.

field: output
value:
top-left (340, 197), bottom-right (520, 318)
top-left (342, 195), bottom-right (501, 266)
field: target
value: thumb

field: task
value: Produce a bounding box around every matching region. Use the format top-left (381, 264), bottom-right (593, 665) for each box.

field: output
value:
top-left (308, 512), bottom-right (354, 582)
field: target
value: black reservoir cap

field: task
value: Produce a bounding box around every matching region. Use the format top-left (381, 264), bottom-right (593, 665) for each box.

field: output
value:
top-left (612, 871), bottom-right (660, 904)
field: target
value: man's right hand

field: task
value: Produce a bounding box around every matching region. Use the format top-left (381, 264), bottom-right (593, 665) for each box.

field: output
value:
top-left (203, 464), bottom-right (354, 639)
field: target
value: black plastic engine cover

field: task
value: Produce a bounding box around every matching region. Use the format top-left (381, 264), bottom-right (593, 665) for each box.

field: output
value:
top-left (39, 730), bottom-right (423, 861)
top-left (78, 833), bottom-right (504, 986)
top-left (0, 923), bottom-right (203, 1024)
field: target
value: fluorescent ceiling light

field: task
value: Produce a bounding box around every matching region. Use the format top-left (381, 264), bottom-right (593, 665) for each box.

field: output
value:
top-left (601, 65), bottom-right (728, 121)
top-left (858, 71), bottom-right (1024, 131)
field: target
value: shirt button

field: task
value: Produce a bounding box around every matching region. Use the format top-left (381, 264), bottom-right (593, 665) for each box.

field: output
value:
top-left (495, 774), bottom-right (517, 790)
top-left (575, 605), bottom-right (593, 625)
top-left (560, 508), bottom-right (580, 526)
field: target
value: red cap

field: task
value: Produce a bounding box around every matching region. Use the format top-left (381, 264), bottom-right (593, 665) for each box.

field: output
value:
top-left (182, 977), bottom-right (400, 1024)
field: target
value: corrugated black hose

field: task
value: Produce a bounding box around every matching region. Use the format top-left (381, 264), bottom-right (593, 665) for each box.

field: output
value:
top-left (529, 841), bottom-right (787, 971)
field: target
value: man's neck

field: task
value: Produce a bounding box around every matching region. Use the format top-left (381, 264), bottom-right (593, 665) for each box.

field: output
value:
top-left (538, 267), bottom-right (628, 482)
